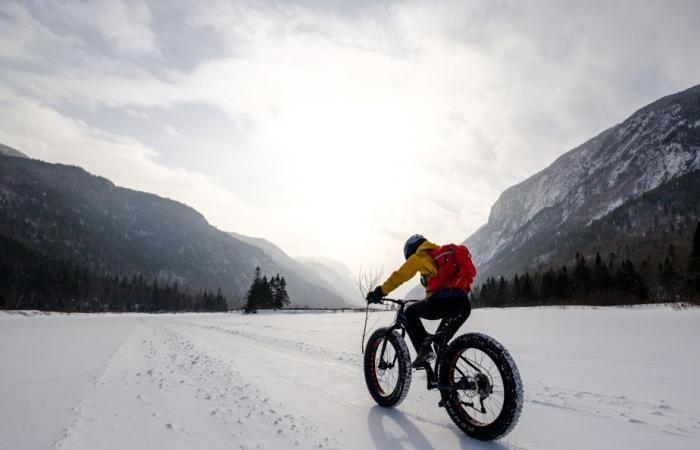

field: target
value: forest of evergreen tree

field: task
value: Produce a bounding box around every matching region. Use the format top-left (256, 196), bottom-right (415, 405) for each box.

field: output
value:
top-left (471, 223), bottom-right (700, 308)
top-left (243, 267), bottom-right (290, 312)
top-left (2, 221), bottom-right (698, 313)
top-left (0, 234), bottom-right (228, 312)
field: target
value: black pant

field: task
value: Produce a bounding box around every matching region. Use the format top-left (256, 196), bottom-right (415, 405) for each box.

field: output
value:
top-left (404, 289), bottom-right (471, 351)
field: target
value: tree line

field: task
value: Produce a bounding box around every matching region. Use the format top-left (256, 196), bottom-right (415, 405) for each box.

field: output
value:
top-left (0, 234), bottom-right (293, 314)
top-left (243, 267), bottom-right (290, 313)
top-left (471, 223), bottom-right (700, 308)
top-left (0, 233), bottom-right (228, 312)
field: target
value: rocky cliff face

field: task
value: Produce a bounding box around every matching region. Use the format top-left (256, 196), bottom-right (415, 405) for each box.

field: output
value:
top-left (465, 85), bottom-right (700, 280)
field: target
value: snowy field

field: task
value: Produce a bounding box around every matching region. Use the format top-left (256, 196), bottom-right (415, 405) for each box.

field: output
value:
top-left (2, 306), bottom-right (700, 450)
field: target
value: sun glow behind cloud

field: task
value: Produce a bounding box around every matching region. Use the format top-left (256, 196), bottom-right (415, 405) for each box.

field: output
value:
top-left (1, 0), bottom-right (699, 285)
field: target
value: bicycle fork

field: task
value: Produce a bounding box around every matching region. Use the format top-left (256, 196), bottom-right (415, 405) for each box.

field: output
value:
top-left (378, 335), bottom-right (399, 370)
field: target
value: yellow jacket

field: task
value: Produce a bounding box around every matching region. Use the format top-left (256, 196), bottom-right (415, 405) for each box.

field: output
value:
top-left (381, 240), bottom-right (439, 298)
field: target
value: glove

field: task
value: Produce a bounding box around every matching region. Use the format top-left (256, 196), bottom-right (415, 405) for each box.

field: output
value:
top-left (366, 286), bottom-right (385, 304)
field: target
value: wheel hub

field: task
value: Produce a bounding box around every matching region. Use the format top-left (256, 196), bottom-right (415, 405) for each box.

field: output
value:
top-left (474, 372), bottom-right (492, 399)
top-left (378, 360), bottom-right (394, 370)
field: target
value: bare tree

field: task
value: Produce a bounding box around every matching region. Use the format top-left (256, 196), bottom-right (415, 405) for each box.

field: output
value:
top-left (358, 266), bottom-right (384, 353)
top-left (357, 265), bottom-right (384, 300)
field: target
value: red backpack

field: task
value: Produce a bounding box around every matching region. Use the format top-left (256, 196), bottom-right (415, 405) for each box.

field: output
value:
top-left (426, 244), bottom-right (477, 292)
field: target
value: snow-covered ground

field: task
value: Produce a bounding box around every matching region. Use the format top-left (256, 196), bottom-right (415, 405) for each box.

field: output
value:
top-left (2, 306), bottom-right (699, 450)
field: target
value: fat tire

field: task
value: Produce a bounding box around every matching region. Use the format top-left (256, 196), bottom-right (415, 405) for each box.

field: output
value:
top-left (363, 327), bottom-right (412, 407)
top-left (439, 332), bottom-right (523, 441)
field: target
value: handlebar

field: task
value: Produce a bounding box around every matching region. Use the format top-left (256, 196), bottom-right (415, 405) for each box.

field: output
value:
top-left (379, 298), bottom-right (421, 306)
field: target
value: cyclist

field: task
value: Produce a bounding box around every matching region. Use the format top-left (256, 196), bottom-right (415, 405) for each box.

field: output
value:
top-left (366, 234), bottom-right (471, 368)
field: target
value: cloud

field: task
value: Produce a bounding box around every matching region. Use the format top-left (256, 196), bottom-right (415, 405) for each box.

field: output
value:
top-left (48, 0), bottom-right (161, 57)
top-left (0, 88), bottom-right (259, 231)
top-left (1, 0), bottom-right (698, 278)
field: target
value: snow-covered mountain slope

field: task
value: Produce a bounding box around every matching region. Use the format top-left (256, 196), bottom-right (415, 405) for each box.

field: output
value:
top-left (465, 84), bottom-right (700, 280)
top-left (297, 257), bottom-right (363, 306)
top-left (0, 153), bottom-right (348, 308)
top-left (229, 232), bottom-right (355, 307)
top-left (405, 283), bottom-right (425, 300)
top-left (0, 143), bottom-right (28, 158)
top-left (3, 307), bottom-right (699, 450)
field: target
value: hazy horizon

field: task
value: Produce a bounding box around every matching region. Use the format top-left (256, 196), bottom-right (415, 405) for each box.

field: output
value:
top-left (1, 0), bottom-right (699, 286)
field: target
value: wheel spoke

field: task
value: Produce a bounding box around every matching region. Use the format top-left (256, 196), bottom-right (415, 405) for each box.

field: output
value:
top-left (374, 337), bottom-right (401, 396)
top-left (449, 346), bottom-right (505, 427)
top-left (459, 355), bottom-right (483, 374)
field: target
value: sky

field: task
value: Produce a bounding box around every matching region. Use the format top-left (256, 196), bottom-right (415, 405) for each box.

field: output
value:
top-left (1, 0), bottom-right (699, 285)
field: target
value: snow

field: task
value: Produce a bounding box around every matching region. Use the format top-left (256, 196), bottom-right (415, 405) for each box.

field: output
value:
top-left (2, 307), bottom-right (700, 450)
top-left (587, 198), bottom-right (623, 224)
top-left (467, 91), bottom-right (700, 277)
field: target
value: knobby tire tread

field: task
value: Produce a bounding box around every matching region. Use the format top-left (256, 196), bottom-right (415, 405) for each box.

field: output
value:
top-left (363, 327), bottom-right (412, 407)
top-left (439, 332), bottom-right (523, 441)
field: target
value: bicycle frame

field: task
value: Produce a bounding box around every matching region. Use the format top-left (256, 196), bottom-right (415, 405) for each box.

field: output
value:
top-left (367, 298), bottom-right (522, 434)
top-left (379, 298), bottom-right (463, 392)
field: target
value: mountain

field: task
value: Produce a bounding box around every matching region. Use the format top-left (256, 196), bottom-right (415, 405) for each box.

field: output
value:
top-left (0, 153), bottom-right (350, 308)
top-left (297, 257), bottom-right (363, 306)
top-left (0, 143), bottom-right (28, 159)
top-left (406, 283), bottom-right (425, 300)
top-left (228, 232), bottom-right (355, 307)
top-left (465, 84), bottom-right (700, 281)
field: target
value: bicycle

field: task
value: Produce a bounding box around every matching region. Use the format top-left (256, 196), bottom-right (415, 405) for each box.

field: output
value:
top-left (363, 298), bottom-right (523, 441)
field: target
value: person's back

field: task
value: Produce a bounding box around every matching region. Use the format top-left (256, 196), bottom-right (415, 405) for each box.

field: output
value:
top-left (366, 234), bottom-right (474, 367)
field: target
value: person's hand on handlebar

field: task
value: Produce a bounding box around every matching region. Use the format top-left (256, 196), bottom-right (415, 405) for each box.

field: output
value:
top-left (366, 286), bottom-right (385, 304)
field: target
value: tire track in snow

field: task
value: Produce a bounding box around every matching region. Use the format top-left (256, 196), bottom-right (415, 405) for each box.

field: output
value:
top-left (183, 322), bottom-right (363, 367)
top-left (160, 318), bottom-right (529, 450)
top-left (150, 320), bottom-right (343, 449)
top-left (159, 320), bottom-right (361, 408)
top-left (53, 318), bottom-right (146, 449)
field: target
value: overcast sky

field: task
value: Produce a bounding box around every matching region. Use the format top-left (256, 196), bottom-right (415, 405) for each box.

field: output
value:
top-left (1, 0), bottom-right (699, 284)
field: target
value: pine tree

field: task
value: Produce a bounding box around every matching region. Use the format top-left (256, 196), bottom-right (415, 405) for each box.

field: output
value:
top-left (260, 275), bottom-right (273, 309)
top-left (593, 252), bottom-right (611, 291)
top-left (470, 285), bottom-right (482, 307)
top-left (573, 254), bottom-right (592, 296)
top-left (660, 258), bottom-right (676, 289)
top-left (270, 274), bottom-right (291, 309)
top-left (512, 274), bottom-right (521, 299)
top-left (487, 277), bottom-right (497, 306)
top-left (687, 222), bottom-right (700, 297)
top-left (554, 266), bottom-right (570, 299)
top-left (275, 276), bottom-right (290, 308)
top-left (213, 288), bottom-right (228, 311)
top-left (244, 267), bottom-right (263, 313)
top-left (540, 268), bottom-right (556, 301)
top-left (616, 259), bottom-right (647, 301)
top-left (520, 272), bottom-right (535, 302)
top-left (495, 276), bottom-right (509, 306)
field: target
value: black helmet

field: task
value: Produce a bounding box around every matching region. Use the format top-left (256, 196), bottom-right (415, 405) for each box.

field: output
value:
top-left (403, 234), bottom-right (426, 260)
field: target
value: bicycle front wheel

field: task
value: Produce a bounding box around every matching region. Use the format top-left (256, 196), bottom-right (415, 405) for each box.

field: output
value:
top-left (364, 327), bottom-right (412, 407)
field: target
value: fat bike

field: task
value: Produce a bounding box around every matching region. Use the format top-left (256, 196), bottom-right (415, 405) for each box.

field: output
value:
top-left (363, 298), bottom-right (523, 441)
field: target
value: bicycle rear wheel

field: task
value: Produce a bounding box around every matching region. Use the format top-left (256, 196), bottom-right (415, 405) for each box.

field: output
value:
top-left (439, 332), bottom-right (523, 441)
top-left (364, 327), bottom-right (412, 407)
